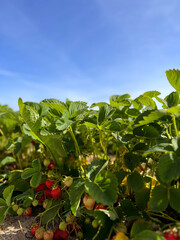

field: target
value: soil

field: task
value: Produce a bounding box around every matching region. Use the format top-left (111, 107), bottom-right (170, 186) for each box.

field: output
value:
top-left (0, 215), bottom-right (35, 240)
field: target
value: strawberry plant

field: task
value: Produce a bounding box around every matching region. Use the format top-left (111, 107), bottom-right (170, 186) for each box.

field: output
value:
top-left (1, 69), bottom-right (180, 239)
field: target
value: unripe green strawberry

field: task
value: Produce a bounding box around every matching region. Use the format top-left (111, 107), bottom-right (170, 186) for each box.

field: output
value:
top-left (17, 208), bottom-right (24, 215)
top-left (32, 199), bottom-right (38, 207)
top-left (77, 231), bottom-right (83, 239)
top-left (92, 219), bottom-right (99, 228)
top-left (12, 204), bottom-right (19, 212)
top-left (59, 221), bottom-right (67, 231)
top-left (44, 159), bottom-right (50, 167)
top-left (47, 170), bottom-right (54, 178)
top-left (85, 217), bottom-right (91, 224)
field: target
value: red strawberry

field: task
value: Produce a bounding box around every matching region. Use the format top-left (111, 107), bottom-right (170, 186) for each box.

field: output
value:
top-left (83, 195), bottom-right (95, 210)
top-left (30, 223), bottom-right (40, 235)
top-left (45, 189), bottom-right (52, 199)
top-left (44, 229), bottom-right (54, 240)
top-left (51, 187), bottom-right (61, 199)
top-left (24, 207), bottom-right (32, 216)
top-left (94, 204), bottom-right (107, 210)
top-left (45, 179), bottom-right (54, 189)
top-left (48, 162), bottom-right (55, 170)
top-left (31, 140), bottom-right (36, 145)
top-left (38, 194), bottom-right (45, 203)
top-left (53, 229), bottom-right (69, 240)
top-left (35, 183), bottom-right (46, 192)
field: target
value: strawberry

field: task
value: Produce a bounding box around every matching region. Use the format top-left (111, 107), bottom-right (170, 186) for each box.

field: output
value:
top-left (43, 229), bottom-right (54, 240)
top-left (35, 227), bottom-right (44, 240)
top-left (38, 194), bottom-right (45, 203)
top-left (63, 177), bottom-right (73, 187)
top-left (53, 229), bottom-right (69, 240)
top-left (59, 221), bottom-right (67, 231)
top-left (51, 186), bottom-right (61, 199)
top-left (12, 204), bottom-right (19, 212)
top-left (94, 204), bottom-right (107, 210)
top-left (43, 199), bottom-right (49, 209)
top-left (45, 188), bottom-right (52, 199)
top-left (45, 179), bottom-right (54, 189)
top-left (92, 219), bottom-right (99, 228)
top-left (35, 183), bottom-right (46, 192)
top-left (31, 140), bottom-right (36, 145)
top-left (66, 214), bottom-right (75, 223)
top-left (30, 223), bottom-right (40, 235)
top-left (48, 161), bottom-right (55, 170)
top-left (24, 207), bottom-right (32, 216)
top-left (44, 159), bottom-right (51, 167)
top-left (83, 195), bottom-right (96, 210)
top-left (17, 208), bottom-right (24, 215)
top-left (32, 199), bottom-right (39, 207)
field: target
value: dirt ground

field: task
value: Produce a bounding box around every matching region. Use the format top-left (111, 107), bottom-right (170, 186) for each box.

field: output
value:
top-left (0, 215), bottom-right (35, 240)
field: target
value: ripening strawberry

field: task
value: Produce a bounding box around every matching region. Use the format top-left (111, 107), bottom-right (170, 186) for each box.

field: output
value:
top-left (63, 176), bottom-right (73, 187)
top-left (43, 229), bottom-right (54, 240)
top-left (35, 227), bottom-right (45, 240)
top-left (83, 195), bottom-right (96, 210)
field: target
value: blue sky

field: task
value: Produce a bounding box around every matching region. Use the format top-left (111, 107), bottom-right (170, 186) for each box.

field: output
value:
top-left (0, 0), bottom-right (179, 110)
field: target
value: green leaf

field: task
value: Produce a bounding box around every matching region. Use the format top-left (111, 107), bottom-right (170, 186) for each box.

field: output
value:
top-left (21, 168), bottom-right (37, 179)
top-left (133, 125), bottom-right (160, 138)
top-left (86, 159), bottom-right (108, 181)
top-left (114, 170), bottom-right (129, 185)
top-left (0, 198), bottom-right (6, 207)
top-left (124, 153), bottom-right (140, 171)
top-left (135, 187), bottom-right (150, 210)
top-left (69, 101), bottom-right (87, 118)
top-left (169, 188), bottom-right (180, 212)
top-left (42, 204), bottom-right (61, 225)
top-left (145, 143), bottom-right (173, 155)
top-left (166, 91), bottom-right (179, 108)
top-left (32, 159), bottom-right (41, 171)
top-left (3, 185), bottom-right (14, 206)
top-left (127, 171), bottom-right (144, 192)
top-left (133, 230), bottom-right (164, 240)
top-left (166, 69), bottom-right (180, 93)
top-left (98, 105), bottom-right (113, 124)
top-left (30, 172), bottom-right (42, 188)
top-left (15, 189), bottom-right (34, 201)
top-left (135, 110), bottom-right (167, 127)
top-left (41, 98), bottom-right (68, 115)
top-left (167, 106), bottom-right (180, 114)
top-left (94, 209), bottom-right (117, 221)
top-left (149, 185), bottom-right (168, 211)
top-left (130, 219), bottom-right (153, 238)
top-left (0, 207), bottom-right (8, 225)
top-left (157, 153), bottom-right (180, 184)
top-left (23, 196), bottom-right (33, 208)
top-left (120, 199), bottom-right (139, 220)
top-left (69, 179), bottom-right (85, 216)
top-left (85, 172), bottom-right (118, 206)
top-left (0, 157), bottom-right (16, 166)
